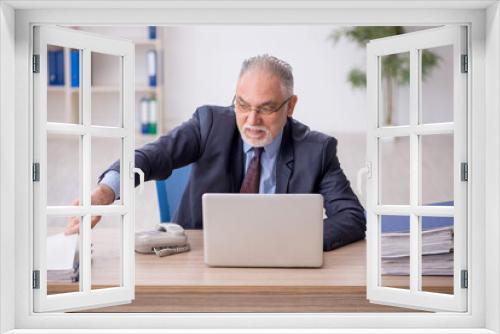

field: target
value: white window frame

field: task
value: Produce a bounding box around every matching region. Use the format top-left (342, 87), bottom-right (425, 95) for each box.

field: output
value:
top-left (32, 25), bottom-right (136, 312)
top-left (0, 1), bottom-right (499, 333)
top-left (365, 26), bottom-right (468, 312)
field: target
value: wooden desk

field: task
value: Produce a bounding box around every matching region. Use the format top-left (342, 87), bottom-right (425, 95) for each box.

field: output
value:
top-left (49, 229), bottom-right (453, 312)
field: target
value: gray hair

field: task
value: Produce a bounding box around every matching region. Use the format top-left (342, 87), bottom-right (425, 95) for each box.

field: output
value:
top-left (238, 54), bottom-right (294, 96)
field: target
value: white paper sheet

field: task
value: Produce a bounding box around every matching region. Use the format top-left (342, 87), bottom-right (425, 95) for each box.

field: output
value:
top-left (46, 233), bottom-right (78, 270)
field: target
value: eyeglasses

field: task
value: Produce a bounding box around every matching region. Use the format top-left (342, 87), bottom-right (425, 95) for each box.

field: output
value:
top-left (232, 95), bottom-right (293, 115)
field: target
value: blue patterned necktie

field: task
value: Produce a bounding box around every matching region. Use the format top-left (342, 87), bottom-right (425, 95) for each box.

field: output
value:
top-left (240, 147), bottom-right (263, 193)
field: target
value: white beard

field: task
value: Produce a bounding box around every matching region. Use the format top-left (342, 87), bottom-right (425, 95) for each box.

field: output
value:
top-left (240, 124), bottom-right (273, 147)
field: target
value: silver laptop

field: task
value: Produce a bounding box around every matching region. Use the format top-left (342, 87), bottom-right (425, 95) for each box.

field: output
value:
top-left (202, 193), bottom-right (324, 268)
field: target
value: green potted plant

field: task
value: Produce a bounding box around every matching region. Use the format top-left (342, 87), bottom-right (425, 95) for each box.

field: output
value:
top-left (330, 27), bottom-right (441, 125)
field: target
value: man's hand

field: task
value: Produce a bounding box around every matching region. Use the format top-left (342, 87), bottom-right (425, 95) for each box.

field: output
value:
top-left (64, 183), bottom-right (116, 235)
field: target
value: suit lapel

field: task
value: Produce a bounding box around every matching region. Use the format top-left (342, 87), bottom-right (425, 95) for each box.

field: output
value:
top-left (230, 130), bottom-right (244, 192)
top-left (276, 118), bottom-right (294, 194)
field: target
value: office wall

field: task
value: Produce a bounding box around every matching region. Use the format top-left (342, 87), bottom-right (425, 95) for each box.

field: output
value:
top-left (162, 25), bottom-right (453, 134)
top-left (162, 25), bottom-right (367, 133)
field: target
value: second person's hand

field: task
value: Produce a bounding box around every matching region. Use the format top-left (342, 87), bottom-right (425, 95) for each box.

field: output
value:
top-left (64, 183), bottom-right (116, 235)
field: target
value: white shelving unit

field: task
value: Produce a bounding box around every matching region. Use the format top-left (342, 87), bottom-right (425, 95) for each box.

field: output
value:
top-left (47, 26), bottom-right (164, 139)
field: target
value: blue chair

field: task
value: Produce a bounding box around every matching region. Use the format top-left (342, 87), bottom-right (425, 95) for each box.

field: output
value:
top-left (155, 165), bottom-right (192, 223)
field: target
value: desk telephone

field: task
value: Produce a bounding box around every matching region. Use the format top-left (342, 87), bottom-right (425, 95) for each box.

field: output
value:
top-left (135, 223), bottom-right (190, 257)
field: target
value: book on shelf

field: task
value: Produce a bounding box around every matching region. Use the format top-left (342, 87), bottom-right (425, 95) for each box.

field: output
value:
top-left (70, 49), bottom-right (79, 88)
top-left (148, 26), bottom-right (157, 40)
top-left (47, 49), bottom-right (80, 88)
top-left (139, 96), bottom-right (157, 135)
top-left (48, 50), bottom-right (64, 86)
top-left (147, 49), bottom-right (157, 87)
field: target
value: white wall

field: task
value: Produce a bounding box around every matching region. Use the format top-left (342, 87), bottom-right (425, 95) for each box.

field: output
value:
top-left (162, 25), bottom-right (453, 134)
top-left (162, 25), bottom-right (367, 134)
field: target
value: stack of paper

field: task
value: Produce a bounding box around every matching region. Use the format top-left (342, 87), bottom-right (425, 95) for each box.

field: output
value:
top-left (381, 252), bottom-right (454, 276)
top-left (381, 226), bottom-right (454, 275)
top-left (46, 233), bottom-right (79, 283)
top-left (380, 209), bottom-right (454, 276)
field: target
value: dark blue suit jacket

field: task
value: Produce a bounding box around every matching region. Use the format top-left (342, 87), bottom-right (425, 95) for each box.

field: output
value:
top-left (100, 105), bottom-right (366, 251)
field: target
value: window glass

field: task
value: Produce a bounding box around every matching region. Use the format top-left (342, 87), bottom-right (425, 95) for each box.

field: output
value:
top-left (420, 45), bottom-right (453, 124)
top-left (47, 134), bottom-right (82, 206)
top-left (379, 52), bottom-right (410, 127)
top-left (91, 215), bottom-right (123, 290)
top-left (47, 215), bottom-right (81, 295)
top-left (379, 137), bottom-right (410, 205)
top-left (420, 215), bottom-right (454, 295)
top-left (91, 52), bottom-right (122, 127)
top-left (380, 215), bottom-right (410, 289)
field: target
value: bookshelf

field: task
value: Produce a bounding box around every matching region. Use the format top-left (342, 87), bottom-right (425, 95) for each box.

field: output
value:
top-left (47, 26), bottom-right (164, 140)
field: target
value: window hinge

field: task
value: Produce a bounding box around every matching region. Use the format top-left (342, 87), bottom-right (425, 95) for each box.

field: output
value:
top-left (461, 269), bottom-right (468, 289)
top-left (461, 162), bottom-right (468, 182)
top-left (32, 163), bottom-right (40, 182)
top-left (32, 55), bottom-right (40, 73)
top-left (32, 270), bottom-right (40, 289)
top-left (461, 54), bottom-right (468, 73)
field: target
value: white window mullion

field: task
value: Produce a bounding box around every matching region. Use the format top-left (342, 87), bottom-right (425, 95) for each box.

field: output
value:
top-left (373, 205), bottom-right (454, 216)
top-left (417, 48), bottom-right (424, 293)
top-left (413, 206), bottom-right (454, 216)
top-left (366, 42), bottom-right (379, 295)
top-left (374, 123), bottom-right (454, 138)
top-left (373, 205), bottom-right (411, 215)
top-left (89, 126), bottom-right (127, 138)
top-left (374, 126), bottom-right (411, 137)
top-left (415, 122), bottom-right (454, 135)
top-left (81, 48), bottom-right (92, 294)
top-left (46, 205), bottom-right (128, 216)
top-left (46, 122), bottom-right (127, 138)
top-left (409, 48), bottom-right (420, 293)
top-left (121, 49), bottom-right (135, 294)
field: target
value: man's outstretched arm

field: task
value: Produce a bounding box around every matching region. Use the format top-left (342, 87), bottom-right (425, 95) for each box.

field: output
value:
top-left (97, 106), bottom-right (216, 193)
top-left (66, 106), bottom-right (216, 234)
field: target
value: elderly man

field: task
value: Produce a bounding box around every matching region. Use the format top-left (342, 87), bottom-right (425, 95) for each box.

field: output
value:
top-left (65, 54), bottom-right (366, 251)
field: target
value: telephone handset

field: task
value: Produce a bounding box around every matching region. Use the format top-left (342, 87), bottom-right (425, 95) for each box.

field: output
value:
top-left (135, 223), bottom-right (190, 257)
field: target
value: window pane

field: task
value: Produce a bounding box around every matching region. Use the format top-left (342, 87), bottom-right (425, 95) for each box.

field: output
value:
top-left (91, 137), bottom-right (122, 204)
top-left (420, 45), bottom-right (453, 124)
top-left (91, 52), bottom-right (122, 127)
top-left (135, 45), bottom-right (152, 87)
top-left (379, 137), bottom-right (410, 205)
top-left (47, 216), bottom-right (80, 295)
top-left (380, 215), bottom-right (410, 289)
top-left (91, 215), bottom-right (123, 290)
top-left (420, 134), bottom-right (453, 205)
top-left (420, 216), bottom-right (454, 294)
top-left (47, 133), bottom-right (82, 206)
top-left (379, 52), bottom-right (410, 127)
top-left (47, 46), bottom-right (81, 124)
